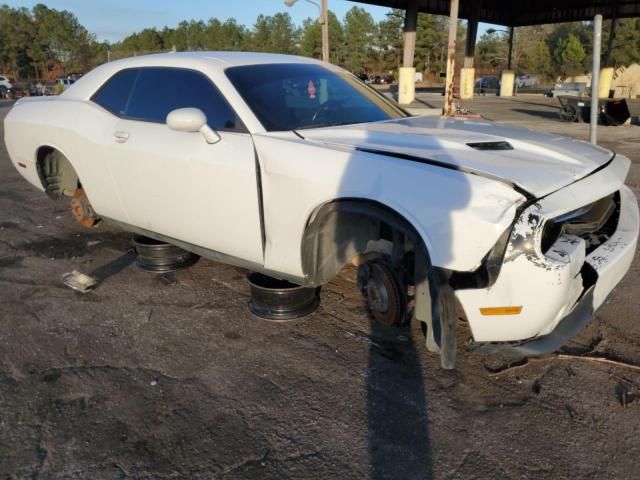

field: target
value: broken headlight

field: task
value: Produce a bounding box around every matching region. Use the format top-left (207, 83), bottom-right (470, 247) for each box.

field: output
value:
top-left (541, 192), bottom-right (619, 254)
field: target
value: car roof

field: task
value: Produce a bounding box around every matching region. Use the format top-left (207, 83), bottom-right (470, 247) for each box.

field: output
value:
top-left (62, 51), bottom-right (340, 101)
top-left (115, 51), bottom-right (323, 68)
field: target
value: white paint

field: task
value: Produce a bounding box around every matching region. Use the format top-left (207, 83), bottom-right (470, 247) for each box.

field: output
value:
top-left (500, 70), bottom-right (515, 97)
top-left (299, 115), bottom-right (615, 198)
top-left (252, 131), bottom-right (522, 275)
top-left (4, 52), bottom-right (638, 345)
top-left (457, 158), bottom-right (638, 342)
top-left (165, 108), bottom-right (221, 145)
top-left (398, 67), bottom-right (416, 105)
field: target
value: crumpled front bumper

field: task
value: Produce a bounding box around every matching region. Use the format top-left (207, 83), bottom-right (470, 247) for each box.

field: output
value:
top-left (456, 155), bottom-right (639, 355)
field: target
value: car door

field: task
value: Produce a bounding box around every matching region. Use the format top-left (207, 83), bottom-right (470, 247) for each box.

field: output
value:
top-left (104, 67), bottom-right (264, 265)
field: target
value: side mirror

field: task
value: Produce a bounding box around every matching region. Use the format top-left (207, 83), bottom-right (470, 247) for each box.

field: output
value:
top-left (166, 108), bottom-right (220, 144)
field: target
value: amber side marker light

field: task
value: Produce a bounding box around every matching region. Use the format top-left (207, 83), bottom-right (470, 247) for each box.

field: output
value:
top-left (480, 306), bottom-right (523, 316)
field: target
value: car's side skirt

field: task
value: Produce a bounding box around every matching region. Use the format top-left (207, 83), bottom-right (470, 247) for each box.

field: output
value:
top-left (102, 217), bottom-right (307, 285)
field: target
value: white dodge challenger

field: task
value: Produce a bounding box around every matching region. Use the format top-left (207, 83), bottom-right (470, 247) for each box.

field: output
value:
top-left (4, 52), bottom-right (639, 368)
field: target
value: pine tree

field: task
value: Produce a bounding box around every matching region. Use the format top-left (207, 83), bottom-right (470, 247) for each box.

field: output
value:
top-left (555, 33), bottom-right (586, 74)
top-left (343, 7), bottom-right (377, 72)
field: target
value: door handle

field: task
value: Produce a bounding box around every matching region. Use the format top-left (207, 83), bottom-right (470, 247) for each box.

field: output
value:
top-left (114, 131), bottom-right (130, 143)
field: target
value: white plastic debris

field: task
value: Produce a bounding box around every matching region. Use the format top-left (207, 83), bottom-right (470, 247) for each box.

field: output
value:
top-left (62, 270), bottom-right (98, 293)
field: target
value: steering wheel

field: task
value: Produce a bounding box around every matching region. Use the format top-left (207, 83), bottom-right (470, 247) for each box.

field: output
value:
top-left (310, 98), bottom-right (347, 123)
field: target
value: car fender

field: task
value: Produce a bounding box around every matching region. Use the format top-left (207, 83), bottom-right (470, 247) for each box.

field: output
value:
top-left (252, 132), bottom-right (526, 279)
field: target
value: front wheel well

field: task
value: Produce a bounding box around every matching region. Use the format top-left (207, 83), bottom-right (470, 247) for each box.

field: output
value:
top-left (300, 199), bottom-right (424, 286)
top-left (36, 146), bottom-right (79, 198)
top-left (300, 198), bottom-right (457, 366)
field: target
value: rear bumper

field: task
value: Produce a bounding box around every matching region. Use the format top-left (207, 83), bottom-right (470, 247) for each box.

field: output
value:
top-left (456, 157), bottom-right (638, 354)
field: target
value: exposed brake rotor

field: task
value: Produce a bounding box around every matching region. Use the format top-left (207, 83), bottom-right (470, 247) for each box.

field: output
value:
top-left (359, 261), bottom-right (407, 327)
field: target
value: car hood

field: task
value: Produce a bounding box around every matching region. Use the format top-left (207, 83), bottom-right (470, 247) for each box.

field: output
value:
top-left (297, 116), bottom-right (615, 198)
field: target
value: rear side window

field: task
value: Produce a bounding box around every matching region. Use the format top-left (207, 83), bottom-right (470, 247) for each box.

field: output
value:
top-left (92, 67), bottom-right (244, 132)
top-left (92, 69), bottom-right (139, 116)
top-left (125, 68), bottom-right (243, 131)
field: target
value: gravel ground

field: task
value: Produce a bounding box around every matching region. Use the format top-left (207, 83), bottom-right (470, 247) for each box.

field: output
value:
top-left (1, 97), bottom-right (639, 479)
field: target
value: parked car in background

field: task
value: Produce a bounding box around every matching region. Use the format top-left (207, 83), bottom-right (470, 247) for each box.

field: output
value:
top-left (4, 52), bottom-right (639, 369)
top-left (366, 74), bottom-right (394, 85)
top-left (516, 74), bottom-right (539, 88)
top-left (474, 76), bottom-right (500, 94)
top-left (28, 82), bottom-right (46, 96)
top-left (57, 76), bottom-right (77, 92)
top-left (28, 82), bottom-right (59, 96)
top-left (0, 75), bottom-right (13, 98)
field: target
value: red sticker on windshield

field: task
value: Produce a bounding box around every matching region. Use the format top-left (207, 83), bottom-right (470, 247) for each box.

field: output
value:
top-left (308, 80), bottom-right (316, 99)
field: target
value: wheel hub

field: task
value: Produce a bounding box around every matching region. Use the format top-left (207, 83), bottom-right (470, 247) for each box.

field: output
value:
top-left (70, 188), bottom-right (99, 228)
top-left (366, 276), bottom-right (390, 313)
top-left (359, 261), bottom-right (408, 327)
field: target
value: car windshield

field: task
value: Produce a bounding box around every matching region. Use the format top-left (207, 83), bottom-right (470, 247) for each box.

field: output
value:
top-left (225, 63), bottom-right (407, 131)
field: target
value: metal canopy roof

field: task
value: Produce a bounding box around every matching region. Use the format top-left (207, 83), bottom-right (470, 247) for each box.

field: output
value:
top-left (348, 0), bottom-right (640, 26)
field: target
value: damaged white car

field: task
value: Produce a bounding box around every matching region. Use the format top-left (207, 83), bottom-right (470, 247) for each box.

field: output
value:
top-left (4, 53), bottom-right (639, 368)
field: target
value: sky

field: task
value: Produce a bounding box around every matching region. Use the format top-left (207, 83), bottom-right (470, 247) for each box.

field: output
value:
top-left (3, 0), bottom-right (497, 43)
top-left (2, 0), bottom-right (387, 42)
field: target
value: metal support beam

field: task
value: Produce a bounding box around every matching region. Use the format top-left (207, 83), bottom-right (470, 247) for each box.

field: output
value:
top-left (604, 1), bottom-right (619, 67)
top-left (590, 14), bottom-right (602, 145)
top-left (398, 0), bottom-right (418, 105)
top-left (402, 0), bottom-right (418, 68)
top-left (464, 19), bottom-right (478, 68)
top-left (507, 27), bottom-right (514, 70)
top-left (443, 0), bottom-right (459, 116)
top-left (464, 0), bottom-right (480, 68)
top-left (604, 16), bottom-right (617, 67)
top-left (460, 18), bottom-right (478, 99)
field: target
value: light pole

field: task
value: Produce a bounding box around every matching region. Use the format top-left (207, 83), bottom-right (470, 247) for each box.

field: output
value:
top-left (285, 0), bottom-right (329, 62)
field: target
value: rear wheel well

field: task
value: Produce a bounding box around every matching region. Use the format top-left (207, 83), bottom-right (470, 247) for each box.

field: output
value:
top-left (36, 147), bottom-right (79, 198)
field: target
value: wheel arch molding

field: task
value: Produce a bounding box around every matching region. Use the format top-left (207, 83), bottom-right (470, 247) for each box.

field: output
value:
top-left (300, 197), bottom-right (434, 286)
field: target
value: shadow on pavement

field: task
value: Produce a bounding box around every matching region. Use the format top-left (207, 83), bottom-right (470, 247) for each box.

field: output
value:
top-left (367, 320), bottom-right (433, 479)
top-left (90, 250), bottom-right (137, 282)
top-left (511, 108), bottom-right (562, 121)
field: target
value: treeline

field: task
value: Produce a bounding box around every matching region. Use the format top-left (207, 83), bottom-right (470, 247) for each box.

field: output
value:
top-left (1, 3), bottom-right (639, 82)
top-left (0, 4), bottom-right (461, 81)
top-left (476, 19), bottom-right (640, 79)
top-left (108, 8), bottom-right (459, 77)
top-left (0, 4), bottom-right (99, 80)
